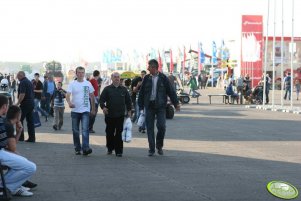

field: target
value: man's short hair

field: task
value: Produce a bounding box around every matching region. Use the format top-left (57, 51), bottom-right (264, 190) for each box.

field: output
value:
top-left (141, 70), bottom-right (147, 74)
top-left (34, 73), bottom-right (40, 77)
top-left (111, 72), bottom-right (120, 78)
top-left (148, 59), bottom-right (159, 69)
top-left (6, 105), bottom-right (21, 121)
top-left (93, 70), bottom-right (100, 77)
top-left (0, 95), bottom-right (8, 108)
top-left (18, 71), bottom-right (25, 77)
top-left (76, 66), bottom-right (85, 73)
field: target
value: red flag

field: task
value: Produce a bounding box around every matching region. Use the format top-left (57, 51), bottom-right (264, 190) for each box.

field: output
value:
top-left (158, 50), bottom-right (163, 72)
top-left (170, 49), bottom-right (174, 73)
top-left (183, 46), bottom-right (186, 74)
top-left (146, 54), bottom-right (149, 69)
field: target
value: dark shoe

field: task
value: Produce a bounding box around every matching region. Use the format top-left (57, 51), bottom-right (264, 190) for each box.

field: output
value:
top-left (141, 129), bottom-right (146, 133)
top-left (157, 148), bottom-right (164, 155)
top-left (83, 148), bottom-right (92, 156)
top-left (116, 154), bottom-right (122, 157)
top-left (89, 130), bottom-right (95, 133)
top-left (75, 150), bottom-right (81, 155)
top-left (107, 150), bottom-right (113, 155)
top-left (19, 138), bottom-right (24, 142)
top-left (53, 125), bottom-right (58, 131)
top-left (25, 139), bottom-right (35, 143)
top-left (148, 151), bottom-right (155, 157)
top-left (22, 180), bottom-right (37, 189)
top-left (45, 116), bottom-right (48, 122)
top-left (138, 127), bottom-right (142, 133)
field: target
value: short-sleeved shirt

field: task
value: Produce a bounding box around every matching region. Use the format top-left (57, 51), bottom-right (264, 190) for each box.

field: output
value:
top-left (33, 80), bottom-right (44, 100)
top-left (67, 80), bottom-right (94, 113)
top-left (18, 77), bottom-right (34, 107)
top-left (90, 79), bottom-right (99, 97)
top-left (5, 122), bottom-right (15, 139)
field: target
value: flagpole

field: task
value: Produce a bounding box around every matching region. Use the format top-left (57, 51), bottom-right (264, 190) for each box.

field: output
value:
top-left (183, 46), bottom-right (186, 86)
top-left (280, 0), bottom-right (284, 107)
top-left (272, 0), bottom-right (276, 108)
top-left (263, 0), bottom-right (270, 107)
top-left (290, 0), bottom-right (294, 109)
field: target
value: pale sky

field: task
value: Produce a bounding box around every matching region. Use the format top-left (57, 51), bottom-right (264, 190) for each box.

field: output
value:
top-left (0, 0), bottom-right (300, 63)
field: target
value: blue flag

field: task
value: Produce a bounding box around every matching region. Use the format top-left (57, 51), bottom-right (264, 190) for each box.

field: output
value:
top-left (199, 43), bottom-right (205, 64)
top-left (221, 40), bottom-right (229, 61)
top-left (212, 41), bottom-right (217, 64)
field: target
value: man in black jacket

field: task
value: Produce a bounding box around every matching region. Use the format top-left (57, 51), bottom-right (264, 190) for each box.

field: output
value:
top-left (15, 71), bottom-right (35, 142)
top-left (138, 59), bottom-right (180, 156)
top-left (99, 72), bottom-right (132, 157)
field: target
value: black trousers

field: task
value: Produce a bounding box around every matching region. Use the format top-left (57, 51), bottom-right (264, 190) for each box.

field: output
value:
top-left (20, 104), bottom-right (36, 141)
top-left (105, 116), bottom-right (124, 155)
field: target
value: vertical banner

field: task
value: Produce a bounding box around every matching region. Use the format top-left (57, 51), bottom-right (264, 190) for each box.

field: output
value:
top-left (241, 15), bottom-right (263, 87)
top-left (170, 49), bottom-right (174, 73)
top-left (183, 46), bottom-right (186, 75)
top-left (158, 50), bottom-right (163, 72)
top-left (199, 42), bottom-right (205, 73)
top-left (146, 54), bottom-right (149, 69)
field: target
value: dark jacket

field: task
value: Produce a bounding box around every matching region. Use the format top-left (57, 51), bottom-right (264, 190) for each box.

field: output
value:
top-left (138, 72), bottom-right (179, 110)
top-left (99, 84), bottom-right (132, 118)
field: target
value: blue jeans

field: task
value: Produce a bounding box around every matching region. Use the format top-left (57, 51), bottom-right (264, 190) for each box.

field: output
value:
top-left (71, 112), bottom-right (90, 151)
top-left (0, 150), bottom-right (36, 192)
top-left (145, 107), bottom-right (166, 152)
top-left (284, 87), bottom-right (291, 100)
top-left (34, 98), bottom-right (48, 117)
top-left (45, 93), bottom-right (52, 114)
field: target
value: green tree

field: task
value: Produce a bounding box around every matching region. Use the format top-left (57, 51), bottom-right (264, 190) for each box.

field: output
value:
top-left (20, 64), bottom-right (32, 74)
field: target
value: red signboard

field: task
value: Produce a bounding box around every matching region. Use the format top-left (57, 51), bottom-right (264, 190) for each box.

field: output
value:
top-left (241, 15), bottom-right (263, 87)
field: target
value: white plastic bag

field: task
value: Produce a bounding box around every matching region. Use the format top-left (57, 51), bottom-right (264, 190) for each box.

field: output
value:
top-left (137, 113), bottom-right (145, 127)
top-left (122, 118), bottom-right (132, 143)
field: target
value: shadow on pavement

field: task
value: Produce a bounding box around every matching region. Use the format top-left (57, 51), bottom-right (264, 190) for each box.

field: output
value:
top-left (15, 141), bottom-right (301, 201)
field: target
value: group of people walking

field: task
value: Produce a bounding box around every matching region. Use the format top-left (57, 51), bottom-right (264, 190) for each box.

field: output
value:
top-left (0, 60), bottom-right (180, 198)
top-left (67, 60), bottom-right (180, 157)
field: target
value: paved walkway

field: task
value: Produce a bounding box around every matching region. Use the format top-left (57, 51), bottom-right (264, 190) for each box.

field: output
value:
top-left (15, 88), bottom-right (301, 201)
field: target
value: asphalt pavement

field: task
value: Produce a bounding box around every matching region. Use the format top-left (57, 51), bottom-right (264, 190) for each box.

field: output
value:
top-left (15, 87), bottom-right (301, 201)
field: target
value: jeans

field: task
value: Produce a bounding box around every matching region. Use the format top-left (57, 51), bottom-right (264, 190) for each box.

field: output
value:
top-left (20, 104), bottom-right (35, 141)
top-left (105, 116), bottom-right (124, 154)
top-left (89, 97), bottom-right (99, 130)
top-left (10, 89), bottom-right (16, 103)
top-left (53, 107), bottom-right (64, 129)
top-left (71, 112), bottom-right (90, 151)
top-left (284, 87), bottom-right (291, 100)
top-left (0, 150), bottom-right (36, 192)
top-left (34, 98), bottom-right (48, 117)
top-left (44, 93), bottom-right (52, 114)
top-left (145, 107), bottom-right (166, 152)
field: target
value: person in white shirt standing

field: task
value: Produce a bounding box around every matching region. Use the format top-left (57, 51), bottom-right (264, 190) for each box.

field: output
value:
top-left (66, 66), bottom-right (95, 156)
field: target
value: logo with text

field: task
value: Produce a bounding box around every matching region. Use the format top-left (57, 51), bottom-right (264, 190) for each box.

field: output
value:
top-left (267, 181), bottom-right (298, 200)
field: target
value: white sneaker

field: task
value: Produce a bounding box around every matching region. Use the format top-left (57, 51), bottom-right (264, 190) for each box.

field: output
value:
top-left (12, 187), bottom-right (33, 197)
top-left (21, 186), bottom-right (30, 191)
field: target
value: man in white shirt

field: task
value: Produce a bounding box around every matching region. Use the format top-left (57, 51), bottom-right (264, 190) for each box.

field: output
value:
top-left (66, 67), bottom-right (95, 155)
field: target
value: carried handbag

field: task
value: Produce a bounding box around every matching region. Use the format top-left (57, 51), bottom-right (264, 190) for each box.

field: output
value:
top-left (33, 111), bottom-right (41, 128)
top-left (137, 112), bottom-right (145, 127)
top-left (122, 118), bottom-right (132, 143)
